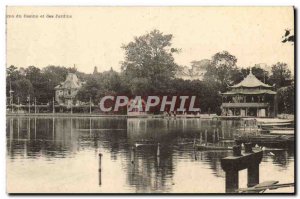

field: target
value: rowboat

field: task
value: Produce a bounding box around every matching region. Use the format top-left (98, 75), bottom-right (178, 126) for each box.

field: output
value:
top-left (238, 181), bottom-right (294, 193)
top-left (235, 134), bottom-right (294, 148)
top-left (268, 129), bottom-right (294, 135)
top-left (196, 144), bottom-right (233, 151)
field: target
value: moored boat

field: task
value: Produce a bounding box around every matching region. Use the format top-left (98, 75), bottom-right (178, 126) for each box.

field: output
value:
top-left (235, 134), bottom-right (294, 148)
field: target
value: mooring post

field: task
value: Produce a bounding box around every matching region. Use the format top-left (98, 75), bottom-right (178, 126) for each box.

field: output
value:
top-left (99, 168), bottom-right (102, 186)
top-left (216, 128), bottom-right (219, 141)
top-left (98, 153), bottom-right (102, 172)
top-left (212, 129), bottom-right (216, 143)
top-left (233, 145), bottom-right (242, 156)
top-left (28, 95), bottom-right (31, 114)
top-left (52, 97), bottom-right (55, 114)
top-left (205, 130), bottom-right (208, 146)
top-left (157, 143), bottom-right (160, 156)
top-left (221, 144), bottom-right (263, 193)
top-left (222, 128), bottom-right (225, 139)
top-left (249, 122), bottom-right (252, 134)
top-left (89, 97), bottom-right (92, 114)
top-left (18, 97), bottom-right (20, 113)
top-left (223, 145), bottom-right (241, 193)
top-left (34, 97), bottom-right (37, 114)
top-left (244, 143), bottom-right (259, 187)
top-left (193, 138), bottom-right (196, 148)
top-left (225, 168), bottom-right (239, 193)
top-left (131, 146), bottom-right (135, 164)
top-left (199, 132), bottom-right (202, 144)
top-left (248, 163), bottom-right (259, 188)
top-left (71, 100), bottom-right (73, 114)
top-left (98, 153), bottom-right (102, 186)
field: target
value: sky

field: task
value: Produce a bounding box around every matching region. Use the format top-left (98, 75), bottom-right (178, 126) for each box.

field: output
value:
top-left (6, 6), bottom-right (294, 74)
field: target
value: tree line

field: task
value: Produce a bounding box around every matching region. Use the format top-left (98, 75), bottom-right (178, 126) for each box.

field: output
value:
top-left (6, 29), bottom-right (294, 114)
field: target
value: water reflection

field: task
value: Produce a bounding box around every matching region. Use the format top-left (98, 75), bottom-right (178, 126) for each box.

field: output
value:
top-left (6, 117), bottom-right (294, 193)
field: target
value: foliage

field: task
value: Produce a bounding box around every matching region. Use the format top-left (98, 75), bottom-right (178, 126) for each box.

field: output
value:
top-left (6, 30), bottom-right (295, 115)
top-left (121, 29), bottom-right (179, 94)
top-left (277, 83), bottom-right (294, 114)
top-left (204, 51), bottom-right (240, 91)
top-left (269, 62), bottom-right (292, 88)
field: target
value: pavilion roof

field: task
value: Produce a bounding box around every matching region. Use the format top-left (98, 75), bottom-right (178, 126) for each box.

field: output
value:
top-left (222, 89), bottom-right (276, 95)
top-left (230, 69), bottom-right (273, 88)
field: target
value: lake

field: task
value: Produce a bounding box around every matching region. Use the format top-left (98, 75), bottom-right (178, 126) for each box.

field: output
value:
top-left (6, 116), bottom-right (294, 193)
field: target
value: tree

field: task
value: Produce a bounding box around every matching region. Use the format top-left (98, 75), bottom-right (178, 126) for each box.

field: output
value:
top-left (24, 66), bottom-right (52, 102)
top-left (14, 78), bottom-right (34, 104)
top-left (238, 65), bottom-right (270, 84)
top-left (269, 62), bottom-right (292, 88)
top-left (6, 65), bottom-right (21, 81)
top-left (252, 65), bottom-right (270, 84)
top-left (282, 29), bottom-right (294, 44)
top-left (121, 29), bottom-right (179, 95)
top-left (6, 65), bottom-right (21, 97)
top-left (101, 68), bottom-right (123, 94)
top-left (277, 83), bottom-right (294, 114)
top-left (76, 75), bottom-right (101, 103)
top-left (76, 68), bottom-right (129, 103)
top-left (204, 51), bottom-right (239, 91)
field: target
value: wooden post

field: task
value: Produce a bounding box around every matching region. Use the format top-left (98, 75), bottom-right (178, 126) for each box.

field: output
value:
top-left (53, 97), bottom-right (55, 114)
top-left (17, 118), bottom-right (20, 139)
top-left (52, 117), bottom-right (55, 140)
top-left (28, 95), bottom-right (31, 114)
top-left (131, 147), bottom-right (135, 164)
top-left (89, 97), bottom-right (92, 114)
top-left (27, 118), bottom-right (31, 140)
top-left (248, 164), bottom-right (259, 187)
top-left (157, 155), bottom-right (160, 167)
top-left (193, 138), bottom-right (196, 148)
top-left (34, 98), bottom-right (37, 114)
top-left (222, 128), bottom-right (225, 139)
top-left (34, 117), bottom-right (37, 140)
top-left (99, 167), bottom-right (102, 186)
top-left (71, 99), bottom-right (73, 114)
top-left (157, 143), bottom-right (160, 156)
top-left (225, 169), bottom-right (239, 193)
top-left (216, 128), bottom-right (219, 141)
top-left (249, 120), bottom-right (252, 134)
top-left (98, 153), bottom-right (102, 172)
top-left (199, 132), bottom-right (202, 145)
top-left (18, 97), bottom-right (20, 113)
top-left (89, 118), bottom-right (92, 138)
top-left (212, 129), bottom-right (215, 143)
top-left (205, 130), bottom-right (208, 146)
top-left (221, 145), bottom-right (263, 193)
top-left (98, 153), bottom-right (102, 186)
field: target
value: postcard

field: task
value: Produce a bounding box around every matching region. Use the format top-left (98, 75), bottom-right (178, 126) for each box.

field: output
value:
top-left (6, 6), bottom-right (295, 194)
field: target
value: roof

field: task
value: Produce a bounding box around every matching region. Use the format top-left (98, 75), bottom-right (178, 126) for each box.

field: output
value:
top-left (55, 73), bottom-right (82, 90)
top-left (230, 69), bottom-right (272, 88)
top-left (222, 89), bottom-right (276, 95)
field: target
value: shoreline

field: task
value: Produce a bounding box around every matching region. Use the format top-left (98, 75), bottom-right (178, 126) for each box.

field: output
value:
top-left (6, 112), bottom-right (217, 119)
top-left (6, 113), bottom-right (292, 120)
top-left (6, 113), bottom-right (128, 118)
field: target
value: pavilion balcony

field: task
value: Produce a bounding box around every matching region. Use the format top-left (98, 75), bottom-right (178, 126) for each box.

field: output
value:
top-left (221, 102), bottom-right (269, 108)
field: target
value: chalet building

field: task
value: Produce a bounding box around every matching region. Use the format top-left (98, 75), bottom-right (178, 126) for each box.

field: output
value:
top-left (54, 73), bottom-right (84, 106)
top-left (127, 98), bottom-right (147, 117)
top-left (221, 69), bottom-right (277, 117)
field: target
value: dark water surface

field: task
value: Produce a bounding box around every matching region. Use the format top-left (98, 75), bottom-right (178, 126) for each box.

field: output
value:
top-left (6, 117), bottom-right (294, 193)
